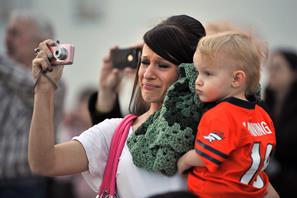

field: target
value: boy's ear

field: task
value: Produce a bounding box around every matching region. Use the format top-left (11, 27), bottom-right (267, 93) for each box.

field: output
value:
top-left (232, 70), bottom-right (246, 88)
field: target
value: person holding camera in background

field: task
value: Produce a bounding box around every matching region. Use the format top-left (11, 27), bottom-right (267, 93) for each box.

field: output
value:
top-left (0, 9), bottom-right (65, 198)
top-left (88, 45), bottom-right (141, 125)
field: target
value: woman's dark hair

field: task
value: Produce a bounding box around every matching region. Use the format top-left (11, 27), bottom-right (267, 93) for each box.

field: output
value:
top-left (144, 15), bottom-right (205, 65)
top-left (129, 15), bottom-right (206, 115)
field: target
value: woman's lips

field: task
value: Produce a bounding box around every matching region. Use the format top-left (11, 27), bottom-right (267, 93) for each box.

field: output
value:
top-left (142, 82), bottom-right (159, 90)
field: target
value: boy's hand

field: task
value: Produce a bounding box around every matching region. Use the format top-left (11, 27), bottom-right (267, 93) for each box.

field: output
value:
top-left (178, 149), bottom-right (206, 176)
top-left (177, 152), bottom-right (192, 176)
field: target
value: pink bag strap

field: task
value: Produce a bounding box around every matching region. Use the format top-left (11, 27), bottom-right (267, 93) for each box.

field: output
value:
top-left (97, 114), bottom-right (137, 198)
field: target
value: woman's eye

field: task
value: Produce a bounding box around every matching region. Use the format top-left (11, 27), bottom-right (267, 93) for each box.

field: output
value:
top-left (158, 64), bottom-right (170, 68)
top-left (141, 60), bottom-right (149, 65)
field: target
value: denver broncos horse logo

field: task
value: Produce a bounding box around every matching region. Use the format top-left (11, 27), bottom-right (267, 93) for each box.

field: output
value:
top-left (203, 132), bottom-right (224, 142)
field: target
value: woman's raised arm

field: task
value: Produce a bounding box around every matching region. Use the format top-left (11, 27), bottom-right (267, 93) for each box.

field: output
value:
top-left (28, 39), bottom-right (88, 176)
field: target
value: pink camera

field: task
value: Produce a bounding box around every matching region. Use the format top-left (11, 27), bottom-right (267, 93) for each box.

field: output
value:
top-left (49, 44), bottom-right (75, 65)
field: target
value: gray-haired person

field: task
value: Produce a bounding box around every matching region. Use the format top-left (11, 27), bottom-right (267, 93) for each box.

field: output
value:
top-left (0, 9), bottom-right (65, 198)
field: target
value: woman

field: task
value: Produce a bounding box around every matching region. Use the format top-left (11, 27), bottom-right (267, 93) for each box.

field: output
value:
top-left (264, 49), bottom-right (297, 197)
top-left (29, 15), bottom-right (205, 198)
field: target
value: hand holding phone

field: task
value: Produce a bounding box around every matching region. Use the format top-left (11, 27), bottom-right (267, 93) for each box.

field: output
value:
top-left (111, 47), bottom-right (141, 69)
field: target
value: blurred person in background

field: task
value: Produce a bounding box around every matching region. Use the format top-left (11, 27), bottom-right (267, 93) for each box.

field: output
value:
top-left (88, 45), bottom-right (140, 125)
top-left (63, 87), bottom-right (95, 137)
top-left (0, 9), bottom-right (65, 198)
top-left (264, 48), bottom-right (297, 197)
top-left (58, 86), bottom-right (97, 198)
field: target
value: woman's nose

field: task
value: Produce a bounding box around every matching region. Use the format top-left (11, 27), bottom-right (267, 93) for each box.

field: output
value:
top-left (143, 64), bottom-right (155, 79)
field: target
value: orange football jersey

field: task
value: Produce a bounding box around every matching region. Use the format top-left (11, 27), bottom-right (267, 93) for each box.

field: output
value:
top-left (189, 97), bottom-right (276, 198)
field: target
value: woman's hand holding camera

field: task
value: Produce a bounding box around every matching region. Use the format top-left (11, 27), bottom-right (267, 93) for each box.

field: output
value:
top-left (32, 39), bottom-right (64, 91)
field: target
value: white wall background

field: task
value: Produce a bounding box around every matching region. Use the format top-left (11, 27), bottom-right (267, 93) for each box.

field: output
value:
top-left (1, 0), bottom-right (296, 111)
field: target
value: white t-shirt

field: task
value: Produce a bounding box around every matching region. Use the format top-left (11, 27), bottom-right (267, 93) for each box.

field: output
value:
top-left (73, 118), bottom-right (186, 198)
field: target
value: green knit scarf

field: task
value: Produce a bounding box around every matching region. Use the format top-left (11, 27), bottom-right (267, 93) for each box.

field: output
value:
top-left (127, 63), bottom-right (209, 176)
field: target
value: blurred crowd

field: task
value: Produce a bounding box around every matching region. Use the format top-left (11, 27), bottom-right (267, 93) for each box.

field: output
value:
top-left (0, 8), bottom-right (296, 198)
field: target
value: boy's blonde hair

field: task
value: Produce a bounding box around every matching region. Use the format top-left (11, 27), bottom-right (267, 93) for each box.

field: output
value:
top-left (197, 31), bottom-right (267, 96)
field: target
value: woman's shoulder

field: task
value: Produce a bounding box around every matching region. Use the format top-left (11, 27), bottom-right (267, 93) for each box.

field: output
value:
top-left (74, 118), bottom-right (123, 142)
top-left (93, 117), bottom-right (123, 127)
top-left (89, 118), bottom-right (123, 135)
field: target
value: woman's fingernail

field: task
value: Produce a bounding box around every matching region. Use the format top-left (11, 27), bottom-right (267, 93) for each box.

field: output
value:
top-left (48, 53), bottom-right (53, 60)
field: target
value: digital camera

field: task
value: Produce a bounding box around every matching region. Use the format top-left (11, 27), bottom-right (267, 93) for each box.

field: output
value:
top-left (111, 47), bottom-right (142, 69)
top-left (49, 44), bottom-right (75, 65)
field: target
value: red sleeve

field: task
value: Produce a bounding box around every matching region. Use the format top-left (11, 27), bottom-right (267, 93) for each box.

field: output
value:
top-left (195, 111), bottom-right (236, 172)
